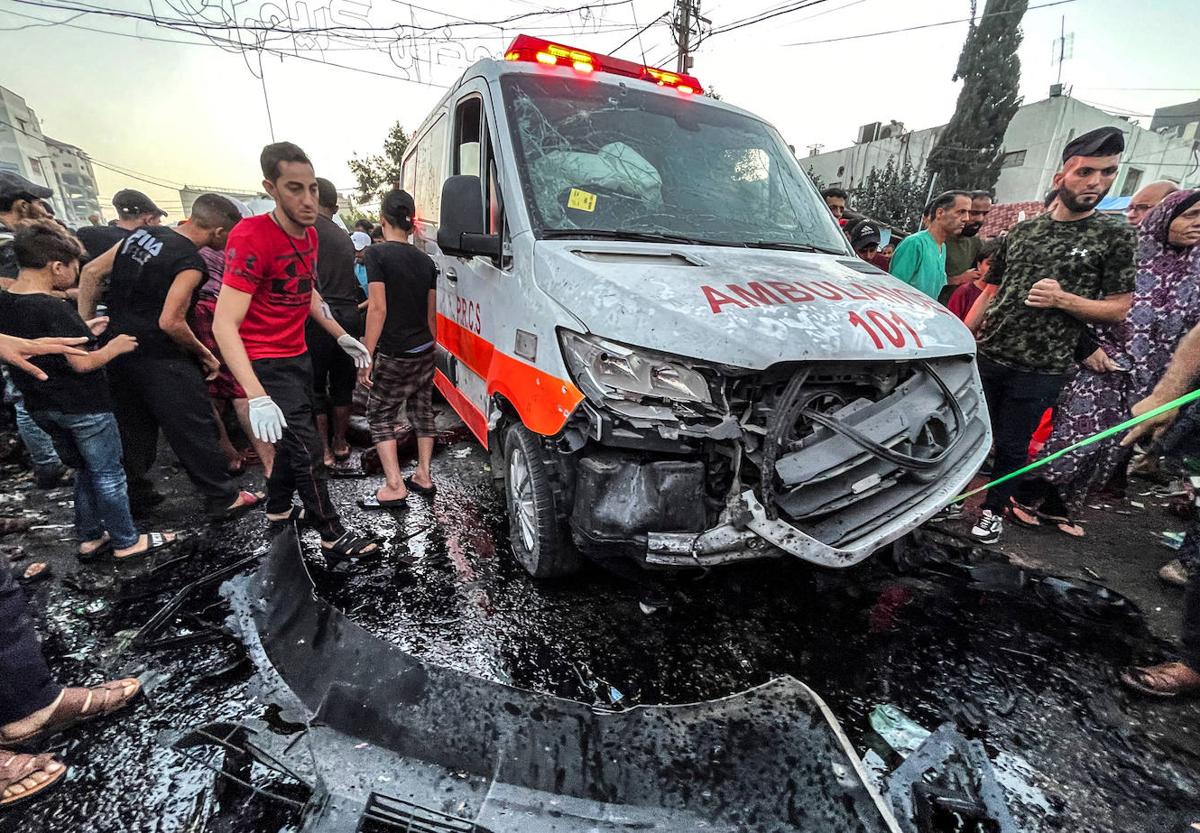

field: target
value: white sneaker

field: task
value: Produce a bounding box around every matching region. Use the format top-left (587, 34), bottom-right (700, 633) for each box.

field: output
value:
top-left (970, 510), bottom-right (1003, 544)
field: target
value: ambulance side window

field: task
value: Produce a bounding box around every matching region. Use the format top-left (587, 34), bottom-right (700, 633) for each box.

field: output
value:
top-left (408, 114), bottom-right (447, 226)
top-left (454, 96), bottom-right (482, 178)
top-left (454, 95), bottom-right (506, 247)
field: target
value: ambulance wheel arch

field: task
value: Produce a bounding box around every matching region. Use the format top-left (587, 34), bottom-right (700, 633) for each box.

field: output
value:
top-left (503, 422), bottom-right (583, 578)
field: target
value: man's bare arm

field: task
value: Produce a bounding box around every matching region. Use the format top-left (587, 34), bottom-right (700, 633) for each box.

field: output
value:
top-left (77, 241), bottom-right (120, 319)
top-left (308, 289), bottom-right (348, 340)
top-left (213, 286), bottom-right (266, 399)
top-left (1025, 280), bottom-right (1131, 324)
top-left (1121, 322), bottom-right (1200, 446)
top-left (159, 269), bottom-right (217, 368)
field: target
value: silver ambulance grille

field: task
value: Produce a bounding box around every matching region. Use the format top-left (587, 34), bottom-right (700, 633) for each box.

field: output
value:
top-left (771, 357), bottom-right (986, 547)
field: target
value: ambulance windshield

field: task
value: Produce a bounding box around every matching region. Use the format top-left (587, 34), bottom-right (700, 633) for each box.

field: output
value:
top-left (501, 73), bottom-right (848, 253)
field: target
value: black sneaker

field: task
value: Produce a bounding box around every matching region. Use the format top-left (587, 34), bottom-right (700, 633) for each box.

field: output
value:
top-left (970, 510), bottom-right (1003, 544)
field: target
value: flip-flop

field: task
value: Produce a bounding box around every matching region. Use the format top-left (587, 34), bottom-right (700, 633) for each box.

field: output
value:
top-left (1035, 510), bottom-right (1085, 538)
top-left (1007, 499), bottom-right (1042, 528)
top-left (328, 466), bottom-right (368, 479)
top-left (1119, 663), bottom-right (1200, 698)
top-left (267, 505), bottom-right (310, 527)
top-left (403, 476), bottom-right (437, 497)
top-left (0, 750), bottom-right (67, 808)
top-left (77, 538), bottom-right (113, 561)
top-left (357, 495), bottom-right (408, 510)
top-left (107, 531), bottom-right (179, 562)
top-left (208, 490), bottom-right (266, 522)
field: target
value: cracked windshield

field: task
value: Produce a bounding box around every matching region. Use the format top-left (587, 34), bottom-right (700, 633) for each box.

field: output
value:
top-left (502, 74), bottom-right (848, 252)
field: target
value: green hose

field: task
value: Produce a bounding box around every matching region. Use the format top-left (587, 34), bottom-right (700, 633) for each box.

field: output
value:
top-left (951, 387), bottom-right (1200, 504)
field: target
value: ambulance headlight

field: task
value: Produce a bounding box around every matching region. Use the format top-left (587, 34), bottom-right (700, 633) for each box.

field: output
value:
top-left (559, 330), bottom-right (712, 405)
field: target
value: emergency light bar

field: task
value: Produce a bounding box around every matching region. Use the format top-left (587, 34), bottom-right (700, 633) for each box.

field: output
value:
top-left (504, 34), bottom-right (703, 95)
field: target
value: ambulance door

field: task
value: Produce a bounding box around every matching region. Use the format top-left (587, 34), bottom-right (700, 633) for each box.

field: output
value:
top-left (438, 82), bottom-right (509, 446)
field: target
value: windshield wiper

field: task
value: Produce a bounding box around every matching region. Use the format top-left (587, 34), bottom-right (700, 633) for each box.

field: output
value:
top-left (740, 240), bottom-right (847, 255)
top-left (541, 229), bottom-right (724, 246)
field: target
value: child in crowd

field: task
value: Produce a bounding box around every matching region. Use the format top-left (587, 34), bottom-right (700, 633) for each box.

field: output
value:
top-left (0, 223), bottom-right (176, 560)
top-left (947, 238), bottom-right (1000, 322)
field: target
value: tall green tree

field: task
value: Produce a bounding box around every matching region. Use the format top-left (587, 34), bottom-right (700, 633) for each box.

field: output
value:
top-left (853, 157), bottom-right (929, 231)
top-left (348, 121), bottom-right (410, 199)
top-left (926, 0), bottom-right (1028, 193)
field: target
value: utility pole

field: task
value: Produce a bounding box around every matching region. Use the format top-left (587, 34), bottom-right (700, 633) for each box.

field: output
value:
top-left (673, 0), bottom-right (704, 75)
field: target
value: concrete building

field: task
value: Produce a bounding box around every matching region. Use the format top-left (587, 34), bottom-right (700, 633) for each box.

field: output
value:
top-left (1151, 99), bottom-right (1200, 141)
top-left (804, 93), bottom-right (1200, 205)
top-left (45, 138), bottom-right (103, 226)
top-left (0, 85), bottom-right (63, 216)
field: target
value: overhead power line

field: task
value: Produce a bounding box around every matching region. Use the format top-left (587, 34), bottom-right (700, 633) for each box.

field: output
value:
top-left (782, 0), bottom-right (1079, 47)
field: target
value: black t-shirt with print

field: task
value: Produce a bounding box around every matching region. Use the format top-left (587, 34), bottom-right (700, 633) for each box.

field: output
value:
top-left (0, 291), bottom-right (112, 414)
top-left (106, 226), bottom-right (206, 360)
top-left (364, 241), bottom-right (438, 356)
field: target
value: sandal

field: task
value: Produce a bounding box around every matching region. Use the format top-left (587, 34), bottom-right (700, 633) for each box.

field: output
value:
top-left (1008, 499), bottom-right (1042, 529)
top-left (78, 534), bottom-right (112, 561)
top-left (403, 476), bottom-right (437, 497)
top-left (108, 532), bottom-right (178, 562)
top-left (357, 491), bottom-right (408, 510)
top-left (320, 531), bottom-right (380, 563)
top-left (208, 490), bottom-right (266, 523)
top-left (1036, 510), bottom-right (1085, 538)
top-left (0, 678), bottom-right (141, 745)
top-left (1120, 662), bottom-right (1200, 698)
top-left (0, 749), bottom-right (66, 808)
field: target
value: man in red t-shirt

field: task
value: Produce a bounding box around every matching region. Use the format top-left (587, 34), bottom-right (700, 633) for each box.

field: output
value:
top-left (213, 142), bottom-right (377, 561)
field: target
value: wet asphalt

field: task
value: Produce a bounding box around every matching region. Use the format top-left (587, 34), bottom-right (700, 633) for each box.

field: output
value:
top-left (2, 409), bottom-right (1200, 833)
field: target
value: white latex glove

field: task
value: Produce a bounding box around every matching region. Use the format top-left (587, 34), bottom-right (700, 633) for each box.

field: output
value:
top-left (337, 334), bottom-right (372, 369)
top-left (248, 396), bottom-right (287, 444)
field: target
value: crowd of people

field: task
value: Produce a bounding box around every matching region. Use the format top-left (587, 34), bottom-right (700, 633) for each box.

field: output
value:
top-left (827, 126), bottom-right (1200, 698)
top-left (0, 119), bottom-right (1198, 806)
top-left (0, 141), bottom-right (441, 805)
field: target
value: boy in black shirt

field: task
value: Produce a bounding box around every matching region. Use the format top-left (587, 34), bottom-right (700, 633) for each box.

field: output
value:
top-left (358, 189), bottom-right (439, 508)
top-left (0, 223), bottom-right (176, 560)
top-left (78, 194), bottom-right (263, 520)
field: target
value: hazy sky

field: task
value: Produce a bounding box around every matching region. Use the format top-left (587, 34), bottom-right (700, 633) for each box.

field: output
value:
top-left (2, 0), bottom-right (1197, 219)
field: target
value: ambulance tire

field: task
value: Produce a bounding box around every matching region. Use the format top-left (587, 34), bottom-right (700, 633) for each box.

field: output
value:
top-left (503, 424), bottom-right (582, 578)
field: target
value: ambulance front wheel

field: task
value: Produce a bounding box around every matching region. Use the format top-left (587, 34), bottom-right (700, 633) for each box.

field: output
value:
top-left (504, 424), bottom-right (582, 578)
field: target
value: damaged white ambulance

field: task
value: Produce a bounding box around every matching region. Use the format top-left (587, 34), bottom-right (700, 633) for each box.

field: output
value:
top-left (401, 35), bottom-right (991, 577)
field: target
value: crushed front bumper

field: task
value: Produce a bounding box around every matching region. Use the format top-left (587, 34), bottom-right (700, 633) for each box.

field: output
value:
top-left (647, 357), bottom-right (991, 569)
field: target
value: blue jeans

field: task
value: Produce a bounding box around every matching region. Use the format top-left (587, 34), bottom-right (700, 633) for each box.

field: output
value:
top-left (31, 410), bottom-right (139, 549)
top-left (2, 371), bottom-right (61, 468)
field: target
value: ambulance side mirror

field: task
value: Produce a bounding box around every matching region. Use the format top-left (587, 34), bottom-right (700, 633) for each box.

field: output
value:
top-left (438, 175), bottom-right (501, 260)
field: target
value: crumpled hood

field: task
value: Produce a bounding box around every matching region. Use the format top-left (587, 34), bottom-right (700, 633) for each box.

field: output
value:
top-left (533, 240), bottom-right (975, 369)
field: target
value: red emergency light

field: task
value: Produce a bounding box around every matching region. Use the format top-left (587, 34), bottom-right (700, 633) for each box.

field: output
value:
top-left (503, 34), bottom-right (703, 95)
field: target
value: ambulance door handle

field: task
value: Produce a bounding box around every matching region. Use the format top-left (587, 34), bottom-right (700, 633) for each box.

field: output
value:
top-left (445, 267), bottom-right (458, 282)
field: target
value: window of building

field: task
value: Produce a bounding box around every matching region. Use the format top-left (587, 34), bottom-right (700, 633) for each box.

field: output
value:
top-left (28, 157), bottom-right (41, 175)
top-left (1001, 150), bottom-right (1026, 169)
top-left (1119, 167), bottom-right (1143, 198)
top-left (15, 118), bottom-right (26, 134)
